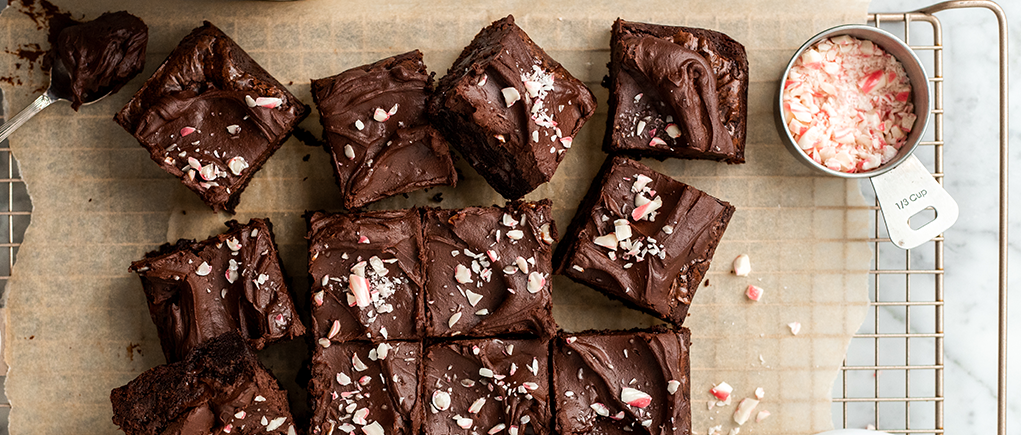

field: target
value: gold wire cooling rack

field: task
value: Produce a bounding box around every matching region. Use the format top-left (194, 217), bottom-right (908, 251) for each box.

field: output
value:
top-left (0, 1), bottom-right (1009, 434)
top-left (833, 1), bottom-right (1009, 435)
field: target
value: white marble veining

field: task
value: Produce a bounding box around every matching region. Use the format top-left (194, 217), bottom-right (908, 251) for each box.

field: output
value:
top-left (837, 1), bottom-right (1021, 433)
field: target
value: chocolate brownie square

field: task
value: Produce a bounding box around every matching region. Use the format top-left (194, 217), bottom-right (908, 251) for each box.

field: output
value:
top-left (115, 21), bottom-right (309, 213)
top-left (111, 332), bottom-right (298, 435)
top-left (308, 340), bottom-right (421, 435)
top-left (130, 219), bottom-right (305, 362)
top-left (423, 338), bottom-right (551, 434)
top-left (306, 209), bottom-right (426, 343)
top-left (429, 15), bottom-right (597, 199)
top-left (604, 19), bottom-right (748, 163)
top-left (552, 327), bottom-right (691, 435)
top-left (423, 201), bottom-right (557, 338)
top-left (311, 50), bottom-right (457, 209)
top-left (553, 156), bottom-right (734, 326)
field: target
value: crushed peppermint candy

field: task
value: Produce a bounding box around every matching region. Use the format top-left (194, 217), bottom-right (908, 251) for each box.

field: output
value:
top-left (667, 379), bottom-right (681, 395)
top-left (746, 285), bottom-right (764, 301)
top-left (195, 262), bottom-right (212, 276)
top-left (733, 398), bottom-right (760, 425)
top-left (788, 321), bottom-right (802, 335)
top-left (733, 254), bottom-right (752, 276)
top-left (783, 34), bottom-right (916, 173)
top-left (710, 382), bottom-right (733, 402)
top-left (621, 387), bottom-right (652, 408)
top-left (227, 156), bottom-right (249, 176)
top-left (180, 126), bottom-right (196, 137)
top-left (756, 410), bottom-right (771, 423)
top-left (502, 87), bottom-right (521, 107)
top-left (526, 272), bottom-right (545, 294)
top-left (373, 107), bottom-right (390, 122)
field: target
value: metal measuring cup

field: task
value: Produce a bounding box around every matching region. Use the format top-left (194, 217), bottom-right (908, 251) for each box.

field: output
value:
top-left (776, 25), bottom-right (958, 250)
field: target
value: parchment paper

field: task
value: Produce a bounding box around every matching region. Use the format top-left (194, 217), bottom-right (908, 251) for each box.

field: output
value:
top-left (0, 0), bottom-right (872, 434)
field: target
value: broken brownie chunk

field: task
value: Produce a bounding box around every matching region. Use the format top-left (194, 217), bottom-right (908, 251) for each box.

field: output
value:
top-left (111, 331), bottom-right (298, 435)
top-left (311, 50), bottom-right (457, 209)
top-left (605, 19), bottom-right (747, 163)
top-left (423, 201), bottom-right (558, 339)
top-left (423, 337), bottom-right (551, 434)
top-left (553, 156), bottom-right (734, 326)
top-left (308, 340), bottom-right (421, 435)
top-left (429, 15), bottom-right (597, 199)
top-left (115, 21), bottom-right (309, 213)
top-left (307, 209), bottom-right (426, 343)
top-left (552, 327), bottom-right (691, 435)
top-left (130, 218), bottom-right (305, 362)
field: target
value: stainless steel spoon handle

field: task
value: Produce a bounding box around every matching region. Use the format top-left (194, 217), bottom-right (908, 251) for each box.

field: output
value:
top-left (0, 92), bottom-right (59, 143)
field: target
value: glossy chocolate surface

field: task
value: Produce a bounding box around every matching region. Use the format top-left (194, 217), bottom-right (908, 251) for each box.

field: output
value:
top-left (423, 338), bottom-right (551, 434)
top-left (309, 341), bottom-right (421, 435)
top-left (111, 332), bottom-right (297, 435)
top-left (56, 11), bottom-right (147, 110)
top-left (429, 15), bottom-right (596, 199)
top-left (307, 209), bottom-right (425, 343)
top-left (423, 200), bottom-right (558, 338)
top-left (552, 328), bottom-right (690, 435)
top-left (130, 219), bottom-right (305, 362)
top-left (115, 22), bottom-right (308, 213)
top-left (312, 50), bottom-right (456, 209)
top-left (554, 156), bottom-right (734, 326)
top-left (606, 19), bottom-right (747, 163)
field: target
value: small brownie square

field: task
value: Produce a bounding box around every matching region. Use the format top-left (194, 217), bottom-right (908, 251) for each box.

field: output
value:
top-left (111, 332), bottom-right (298, 435)
top-left (429, 15), bottom-right (597, 199)
top-left (423, 338), bottom-right (551, 434)
top-left (604, 19), bottom-right (748, 163)
top-left (306, 209), bottom-right (426, 343)
top-left (553, 156), bottom-right (734, 326)
top-left (311, 50), bottom-right (457, 209)
top-left (130, 219), bottom-right (305, 362)
top-left (309, 340), bottom-right (421, 435)
top-left (552, 327), bottom-right (691, 435)
top-left (115, 21), bottom-right (309, 213)
top-left (423, 201), bottom-right (558, 339)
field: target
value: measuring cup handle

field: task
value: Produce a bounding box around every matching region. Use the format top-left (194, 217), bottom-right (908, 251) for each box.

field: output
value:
top-left (0, 92), bottom-right (58, 144)
top-left (869, 155), bottom-right (959, 249)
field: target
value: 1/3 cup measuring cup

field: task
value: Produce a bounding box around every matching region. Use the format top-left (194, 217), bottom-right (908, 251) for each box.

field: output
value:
top-left (776, 25), bottom-right (958, 250)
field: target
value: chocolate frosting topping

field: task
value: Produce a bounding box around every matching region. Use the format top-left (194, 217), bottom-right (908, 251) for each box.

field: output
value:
top-left (424, 201), bottom-right (558, 338)
top-left (307, 209), bottom-right (426, 342)
top-left (623, 35), bottom-right (734, 155)
top-left (309, 341), bottom-right (421, 435)
top-left (423, 338), bottom-right (551, 434)
top-left (312, 50), bottom-right (456, 209)
top-left (111, 332), bottom-right (296, 435)
top-left (553, 328), bottom-right (690, 435)
top-left (555, 157), bottom-right (733, 325)
top-left (56, 11), bottom-right (147, 110)
top-left (130, 219), bottom-right (305, 362)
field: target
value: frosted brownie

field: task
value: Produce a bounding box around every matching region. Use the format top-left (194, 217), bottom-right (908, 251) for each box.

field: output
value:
top-left (605, 19), bottom-right (747, 163)
top-left (553, 156), bottom-right (734, 326)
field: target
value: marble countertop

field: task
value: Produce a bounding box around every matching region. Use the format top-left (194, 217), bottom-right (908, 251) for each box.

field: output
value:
top-left (850, 0), bottom-right (1020, 433)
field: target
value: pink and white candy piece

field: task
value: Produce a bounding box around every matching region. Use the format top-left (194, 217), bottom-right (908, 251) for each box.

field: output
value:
top-left (349, 274), bottom-right (371, 308)
top-left (746, 285), bottom-right (764, 301)
top-left (733, 254), bottom-right (751, 276)
top-left (710, 382), bottom-right (733, 402)
top-left (788, 321), bottom-right (802, 335)
top-left (733, 398), bottom-right (760, 425)
top-left (620, 387), bottom-right (652, 408)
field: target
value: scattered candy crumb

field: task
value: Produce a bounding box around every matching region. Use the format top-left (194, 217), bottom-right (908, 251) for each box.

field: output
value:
top-left (746, 285), bottom-right (764, 301)
top-left (732, 253), bottom-right (751, 276)
top-left (788, 321), bottom-right (802, 335)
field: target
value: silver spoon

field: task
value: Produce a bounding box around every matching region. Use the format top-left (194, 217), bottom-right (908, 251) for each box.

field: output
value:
top-left (0, 55), bottom-right (112, 142)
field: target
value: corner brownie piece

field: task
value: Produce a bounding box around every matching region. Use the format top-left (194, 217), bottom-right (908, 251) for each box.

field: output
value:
top-left (56, 11), bottom-right (147, 110)
top-left (553, 156), bottom-right (734, 326)
top-left (423, 338), bottom-right (551, 434)
top-left (429, 15), bottom-right (597, 199)
top-left (605, 19), bottom-right (748, 163)
top-left (552, 327), bottom-right (691, 435)
top-left (307, 209), bottom-right (425, 343)
top-left (309, 341), bottom-right (421, 435)
top-left (115, 21), bottom-right (309, 213)
top-left (312, 50), bottom-right (457, 209)
top-left (111, 332), bottom-right (297, 435)
top-left (423, 201), bottom-right (558, 338)
top-left (130, 219), bottom-right (305, 362)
